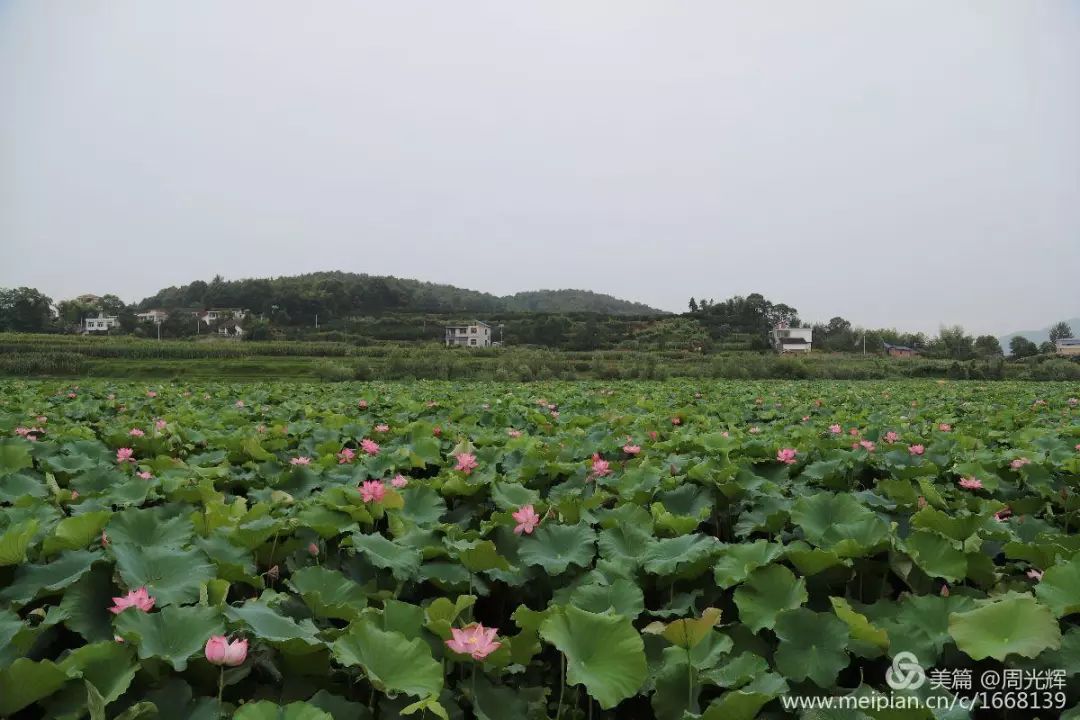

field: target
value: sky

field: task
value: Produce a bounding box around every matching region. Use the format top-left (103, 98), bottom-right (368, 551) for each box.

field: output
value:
top-left (1, 1), bottom-right (1078, 336)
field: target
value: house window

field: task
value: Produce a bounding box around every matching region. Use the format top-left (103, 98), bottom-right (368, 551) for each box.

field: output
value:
top-left (470, 327), bottom-right (477, 333)
top-left (470, 339), bottom-right (477, 346)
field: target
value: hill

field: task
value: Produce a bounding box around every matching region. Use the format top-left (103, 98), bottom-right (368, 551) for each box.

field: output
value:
top-left (137, 271), bottom-right (665, 321)
top-left (998, 317), bottom-right (1079, 349)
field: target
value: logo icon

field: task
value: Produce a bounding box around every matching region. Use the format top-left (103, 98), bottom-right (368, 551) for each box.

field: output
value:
top-left (886, 652), bottom-right (926, 690)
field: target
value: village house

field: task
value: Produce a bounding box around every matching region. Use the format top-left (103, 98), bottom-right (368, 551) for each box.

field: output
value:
top-left (135, 309), bottom-right (169, 324)
top-left (197, 308), bottom-right (248, 325)
top-left (883, 342), bottom-right (920, 358)
top-left (83, 313), bottom-right (119, 333)
top-left (768, 324), bottom-right (812, 353)
top-left (445, 321), bottom-right (492, 348)
top-left (1056, 338), bottom-right (1080, 356)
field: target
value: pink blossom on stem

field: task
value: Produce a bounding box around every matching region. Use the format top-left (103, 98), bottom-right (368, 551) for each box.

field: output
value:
top-left (359, 480), bottom-right (385, 503)
top-left (455, 453), bottom-right (478, 475)
top-left (116, 448), bottom-right (135, 463)
top-left (290, 456), bottom-right (311, 466)
top-left (445, 624), bottom-right (501, 660)
top-left (776, 448), bottom-right (797, 465)
top-left (512, 504), bottom-right (541, 535)
top-left (958, 476), bottom-right (983, 490)
top-left (391, 474), bottom-right (409, 488)
top-left (337, 448), bottom-right (356, 464)
top-left (205, 636), bottom-right (248, 666)
top-left (908, 444), bottom-right (925, 456)
top-left (110, 587), bottom-right (155, 614)
top-left (360, 439), bottom-right (380, 456)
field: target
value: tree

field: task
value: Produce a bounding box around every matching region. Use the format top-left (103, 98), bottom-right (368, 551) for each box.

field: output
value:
top-left (973, 335), bottom-right (1003, 358)
top-left (1049, 322), bottom-right (1074, 343)
top-left (688, 297), bottom-right (698, 313)
top-left (1008, 336), bottom-right (1038, 359)
top-left (0, 287), bottom-right (54, 332)
top-left (1039, 341), bottom-right (1057, 355)
top-left (932, 325), bottom-right (974, 360)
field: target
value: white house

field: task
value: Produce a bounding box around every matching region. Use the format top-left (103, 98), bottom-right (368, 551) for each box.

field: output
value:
top-left (84, 313), bottom-right (119, 333)
top-left (197, 308), bottom-right (247, 325)
top-left (1056, 338), bottom-right (1080, 357)
top-left (445, 321), bottom-right (492, 347)
top-left (768, 325), bottom-right (813, 353)
top-left (136, 309), bottom-right (169, 325)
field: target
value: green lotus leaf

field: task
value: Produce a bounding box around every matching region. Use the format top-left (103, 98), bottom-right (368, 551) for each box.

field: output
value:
top-left (700, 652), bottom-right (769, 689)
top-left (106, 507), bottom-right (195, 548)
top-left (331, 619), bottom-right (443, 699)
top-left (56, 641), bottom-right (138, 707)
top-left (1035, 553), bottom-right (1080, 617)
top-left (349, 531), bottom-right (422, 580)
top-left (829, 596), bottom-right (889, 656)
top-left (651, 649), bottom-right (695, 720)
top-left (790, 492), bottom-right (890, 556)
top-left (733, 565), bottom-right (807, 633)
top-left (0, 518), bottom-right (39, 566)
top-left (644, 607), bottom-right (722, 650)
top-left (904, 530), bottom-right (967, 581)
top-left (398, 485), bottom-right (447, 526)
top-left (424, 595), bottom-right (476, 640)
top-left (43, 510), bottom-right (111, 556)
top-left (0, 549), bottom-right (102, 606)
top-left (0, 658), bottom-right (71, 716)
top-left (112, 544), bottom-right (216, 607)
top-left (114, 604), bottom-right (224, 671)
top-left (948, 592), bottom-right (1061, 661)
top-left (233, 701), bottom-right (333, 720)
top-left (306, 690), bottom-right (373, 720)
top-left (539, 605), bottom-right (647, 709)
top-left (772, 608), bottom-right (850, 687)
top-left (0, 438), bottom-right (34, 476)
top-left (700, 673), bottom-right (788, 720)
top-left (472, 677), bottom-right (529, 720)
top-left (569, 578), bottom-right (644, 619)
top-left (864, 594), bottom-right (977, 665)
top-left (224, 600), bottom-right (323, 654)
top-left (288, 566), bottom-right (368, 621)
top-left (449, 539), bottom-right (512, 573)
top-left (59, 565), bottom-right (116, 643)
top-left (518, 523), bottom-right (596, 575)
top-left (713, 540), bottom-right (784, 588)
top-left (641, 533), bottom-right (718, 576)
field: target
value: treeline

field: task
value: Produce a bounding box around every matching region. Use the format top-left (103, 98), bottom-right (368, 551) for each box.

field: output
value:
top-left (137, 272), bottom-right (662, 320)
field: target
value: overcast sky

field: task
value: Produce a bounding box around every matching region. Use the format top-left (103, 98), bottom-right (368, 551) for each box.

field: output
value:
top-left (2, 1), bottom-right (1077, 335)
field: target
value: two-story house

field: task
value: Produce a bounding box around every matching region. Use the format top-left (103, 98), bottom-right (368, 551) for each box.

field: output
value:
top-left (445, 321), bottom-right (492, 348)
top-left (84, 313), bottom-right (119, 333)
top-left (768, 324), bottom-right (812, 353)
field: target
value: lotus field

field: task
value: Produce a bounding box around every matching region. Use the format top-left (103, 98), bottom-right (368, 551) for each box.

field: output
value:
top-left (2, 379), bottom-right (1080, 720)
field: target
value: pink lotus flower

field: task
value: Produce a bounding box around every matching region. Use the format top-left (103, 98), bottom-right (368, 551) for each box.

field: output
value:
top-left (445, 623), bottom-right (501, 660)
top-left (374, 424), bottom-right (390, 433)
top-left (361, 439), bottom-right (380, 456)
top-left (958, 477), bottom-right (983, 490)
top-left (110, 587), bottom-right (155, 614)
top-left (101, 531), bottom-right (109, 548)
top-left (938, 423), bottom-right (951, 432)
top-left (136, 471), bottom-right (153, 480)
top-left (908, 444), bottom-right (925, 456)
top-left (155, 419), bottom-right (167, 430)
top-left (204, 635), bottom-right (248, 666)
top-left (433, 426), bottom-right (442, 437)
top-left (777, 448), bottom-right (797, 465)
top-left (116, 448), bottom-right (135, 463)
top-left (391, 474), bottom-right (409, 488)
top-left (337, 448), bottom-right (356, 464)
top-left (648, 431), bottom-right (659, 441)
top-left (801, 415), bottom-right (810, 422)
top-left (508, 429), bottom-right (522, 438)
top-left (994, 506), bottom-right (1012, 521)
top-left (290, 456), bottom-right (311, 466)
top-left (550, 410), bottom-right (560, 419)
top-left (917, 496), bottom-right (928, 509)
top-left (257, 424), bottom-right (267, 434)
top-left (721, 431), bottom-right (729, 438)
top-left (14, 427), bottom-right (31, 437)
top-left (1068, 398), bottom-right (1078, 407)
top-left (590, 454), bottom-right (611, 478)
top-left (671, 417), bottom-right (682, 426)
top-left (145, 391), bottom-right (157, 398)
top-left (512, 504), bottom-right (541, 535)
top-left (308, 542), bottom-right (319, 556)
top-left (359, 480), bottom-right (386, 503)
top-left (623, 443), bottom-right (641, 456)
top-left (1027, 569), bottom-right (1043, 581)
top-left (67, 392), bottom-right (77, 399)
top-left (748, 427), bottom-right (760, 434)
top-left (940, 584), bottom-right (950, 597)
top-left (36, 416), bottom-right (47, 423)
top-left (1076, 443), bottom-right (1080, 452)
top-left (884, 431), bottom-right (900, 443)
top-left (70, 490), bottom-right (79, 500)
top-left (858, 440), bottom-right (876, 452)
top-left (357, 400), bottom-right (368, 410)
top-left (849, 428), bottom-right (860, 437)
top-left (129, 428), bottom-right (145, 437)
top-left (828, 424), bottom-right (842, 435)
top-left (455, 453), bottom-right (478, 475)
top-left (1010, 458), bottom-right (1030, 469)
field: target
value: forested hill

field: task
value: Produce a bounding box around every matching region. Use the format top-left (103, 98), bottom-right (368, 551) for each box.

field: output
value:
top-left (137, 272), bottom-right (665, 320)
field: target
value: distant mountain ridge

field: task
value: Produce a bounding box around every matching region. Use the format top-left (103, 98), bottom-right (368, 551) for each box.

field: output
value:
top-left (998, 317), bottom-right (1080, 348)
top-left (138, 271), bottom-right (665, 317)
